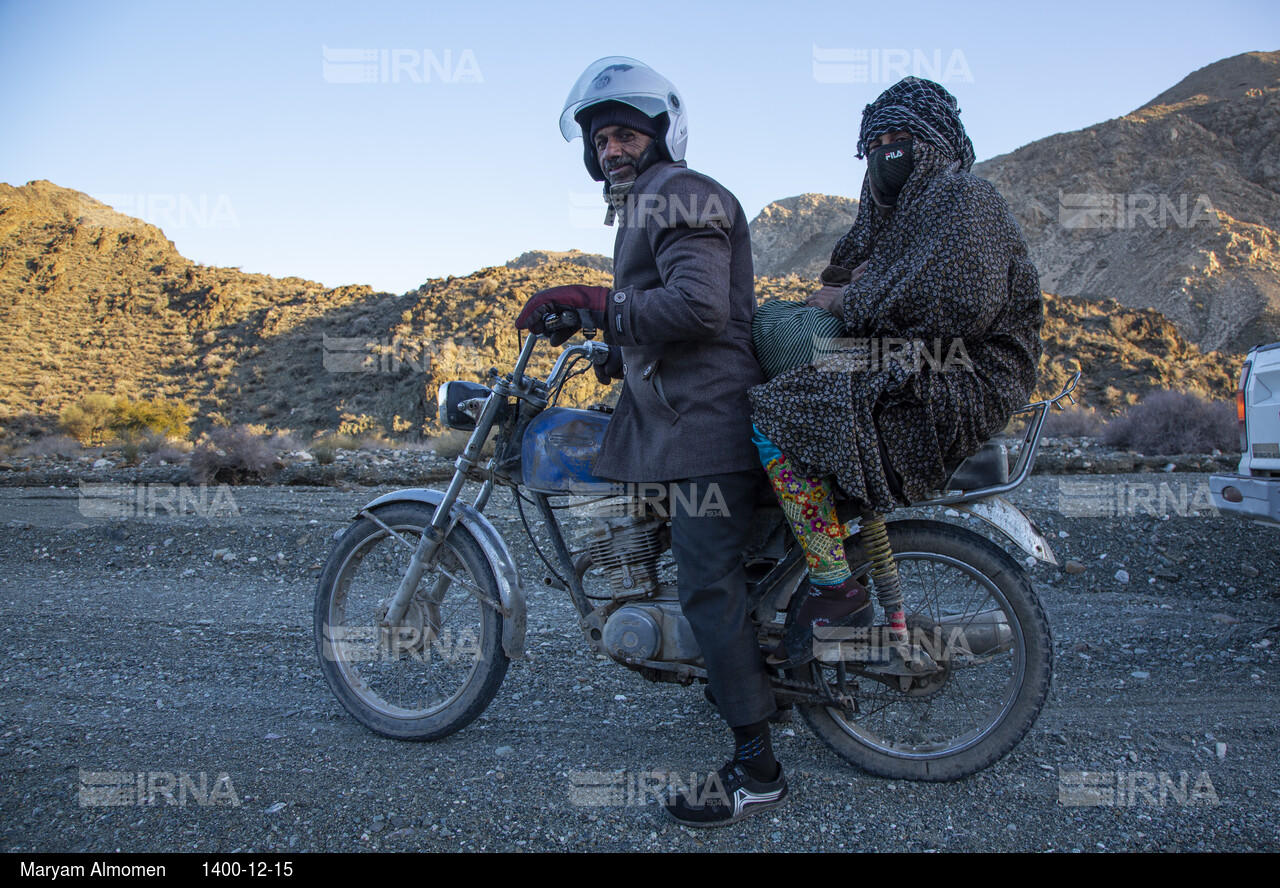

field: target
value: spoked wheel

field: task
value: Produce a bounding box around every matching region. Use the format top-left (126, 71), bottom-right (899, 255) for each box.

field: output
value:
top-left (792, 520), bottom-right (1052, 781)
top-left (314, 503), bottom-right (509, 740)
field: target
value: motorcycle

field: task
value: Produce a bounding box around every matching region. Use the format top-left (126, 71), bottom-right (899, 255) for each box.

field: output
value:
top-left (314, 323), bottom-right (1081, 782)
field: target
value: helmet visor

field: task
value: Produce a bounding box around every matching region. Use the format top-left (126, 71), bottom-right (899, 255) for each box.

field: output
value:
top-left (559, 56), bottom-right (680, 141)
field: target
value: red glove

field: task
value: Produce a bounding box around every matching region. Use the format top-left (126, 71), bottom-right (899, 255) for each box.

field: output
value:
top-left (514, 285), bottom-right (611, 345)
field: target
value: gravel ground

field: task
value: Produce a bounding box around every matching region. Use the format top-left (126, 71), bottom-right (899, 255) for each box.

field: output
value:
top-left (1, 474), bottom-right (1278, 853)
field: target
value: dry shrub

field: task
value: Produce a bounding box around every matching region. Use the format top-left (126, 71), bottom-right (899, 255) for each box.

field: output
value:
top-left (190, 426), bottom-right (277, 483)
top-left (1102, 390), bottom-right (1237, 455)
top-left (1043, 406), bottom-right (1106, 438)
top-left (268, 431), bottom-right (303, 452)
top-left (430, 429), bottom-right (495, 460)
top-left (17, 434), bottom-right (83, 459)
top-left (0, 411), bottom-right (59, 444)
top-left (59, 394), bottom-right (191, 445)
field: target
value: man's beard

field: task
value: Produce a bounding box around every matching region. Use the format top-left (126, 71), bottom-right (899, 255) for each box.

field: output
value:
top-left (604, 159), bottom-right (638, 185)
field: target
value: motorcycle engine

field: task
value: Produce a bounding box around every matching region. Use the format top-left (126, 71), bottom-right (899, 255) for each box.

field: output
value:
top-left (575, 501), bottom-right (702, 665)
top-left (582, 511), bottom-right (667, 598)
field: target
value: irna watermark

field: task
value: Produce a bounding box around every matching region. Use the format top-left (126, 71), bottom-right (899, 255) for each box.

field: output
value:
top-left (86, 193), bottom-right (239, 230)
top-left (1059, 191), bottom-right (1218, 230)
top-left (812, 46), bottom-right (973, 84)
top-left (568, 770), bottom-right (732, 808)
top-left (78, 769), bottom-right (240, 808)
top-left (565, 481), bottom-right (732, 519)
top-left (1058, 769), bottom-right (1219, 807)
top-left (813, 337), bottom-right (975, 374)
top-left (811, 621), bottom-right (1012, 666)
top-left (322, 334), bottom-right (437, 374)
top-left (1057, 479), bottom-right (1218, 518)
top-left (78, 482), bottom-right (240, 519)
top-left (567, 190), bottom-right (732, 231)
top-left (321, 46), bottom-right (482, 84)
top-left (321, 623), bottom-right (481, 666)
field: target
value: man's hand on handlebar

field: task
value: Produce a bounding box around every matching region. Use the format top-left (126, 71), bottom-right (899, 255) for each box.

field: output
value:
top-left (514, 285), bottom-right (610, 346)
top-left (592, 342), bottom-right (623, 384)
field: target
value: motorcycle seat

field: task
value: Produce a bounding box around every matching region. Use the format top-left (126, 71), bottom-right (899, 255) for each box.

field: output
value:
top-left (941, 441), bottom-right (1009, 491)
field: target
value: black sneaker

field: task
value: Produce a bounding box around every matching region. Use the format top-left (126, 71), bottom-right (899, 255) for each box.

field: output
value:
top-left (662, 761), bottom-right (788, 828)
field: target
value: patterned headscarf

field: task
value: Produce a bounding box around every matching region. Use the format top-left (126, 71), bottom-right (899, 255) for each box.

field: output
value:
top-left (856, 77), bottom-right (975, 171)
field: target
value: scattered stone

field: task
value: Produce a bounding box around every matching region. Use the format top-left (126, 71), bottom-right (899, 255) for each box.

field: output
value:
top-left (1115, 569), bottom-right (1130, 584)
top-left (92, 458), bottom-right (111, 469)
top-left (1241, 565), bottom-right (1259, 578)
top-left (1211, 613), bottom-right (1241, 625)
top-left (496, 746), bottom-right (514, 757)
top-left (1064, 560), bottom-right (1086, 575)
top-left (1130, 671), bottom-right (1150, 680)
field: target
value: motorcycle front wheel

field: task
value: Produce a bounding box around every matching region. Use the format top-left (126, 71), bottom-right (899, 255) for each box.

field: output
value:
top-left (314, 502), bottom-right (509, 740)
top-left (791, 519), bottom-right (1052, 782)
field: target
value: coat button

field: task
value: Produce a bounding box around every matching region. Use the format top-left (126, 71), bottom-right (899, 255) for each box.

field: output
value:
top-left (613, 291), bottom-right (627, 303)
top-left (642, 364), bottom-right (654, 379)
top-left (622, 364), bottom-right (628, 376)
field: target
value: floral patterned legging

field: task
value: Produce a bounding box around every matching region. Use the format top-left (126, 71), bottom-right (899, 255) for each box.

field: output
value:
top-left (752, 425), bottom-right (851, 587)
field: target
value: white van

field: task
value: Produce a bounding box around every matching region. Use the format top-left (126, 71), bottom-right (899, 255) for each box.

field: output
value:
top-left (1211, 341), bottom-right (1280, 526)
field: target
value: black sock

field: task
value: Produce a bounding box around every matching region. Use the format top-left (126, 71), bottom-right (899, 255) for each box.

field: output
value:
top-left (731, 720), bottom-right (778, 782)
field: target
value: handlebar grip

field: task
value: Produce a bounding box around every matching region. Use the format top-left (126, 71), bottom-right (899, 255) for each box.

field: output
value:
top-left (543, 311), bottom-right (570, 332)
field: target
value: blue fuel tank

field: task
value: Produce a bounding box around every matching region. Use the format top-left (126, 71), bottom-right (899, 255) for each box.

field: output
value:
top-left (520, 407), bottom-right (619, 495)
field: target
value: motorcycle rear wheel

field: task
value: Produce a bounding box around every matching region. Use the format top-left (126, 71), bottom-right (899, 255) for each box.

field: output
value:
top-left (314, 502), bottom-right (509, 740)
top-left (792, 519), bottom-right (1052, 782)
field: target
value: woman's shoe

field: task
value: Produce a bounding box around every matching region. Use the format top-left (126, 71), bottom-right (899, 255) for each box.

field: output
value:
top-left (767, 578), bottom-right (874, 668)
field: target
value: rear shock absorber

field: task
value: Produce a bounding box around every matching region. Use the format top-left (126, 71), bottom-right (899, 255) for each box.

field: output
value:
top-left (859, 512), bottom-right (908, 643)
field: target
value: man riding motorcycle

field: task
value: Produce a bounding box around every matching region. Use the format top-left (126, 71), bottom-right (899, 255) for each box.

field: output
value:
top-left (513, 57), bottom-right (786, 827)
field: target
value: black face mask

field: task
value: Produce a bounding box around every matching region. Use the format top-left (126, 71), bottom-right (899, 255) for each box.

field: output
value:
top-left (867, 138), bottom-right (914, 205)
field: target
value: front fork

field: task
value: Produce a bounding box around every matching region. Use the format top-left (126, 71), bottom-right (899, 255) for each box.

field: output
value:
top-left (381, 394), bottom-right (503, 627)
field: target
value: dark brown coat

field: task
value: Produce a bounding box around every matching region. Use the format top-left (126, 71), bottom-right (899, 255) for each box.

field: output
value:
top-left (594, 160), bottom-right (764, 482)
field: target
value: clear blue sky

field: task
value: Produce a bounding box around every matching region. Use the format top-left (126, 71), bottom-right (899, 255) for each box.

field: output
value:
top-left (1, 0), bottom-right (1275, 293)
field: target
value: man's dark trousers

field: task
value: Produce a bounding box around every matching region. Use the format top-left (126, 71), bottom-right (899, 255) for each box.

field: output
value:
top-left (667, 469), bottom-right (776, 728)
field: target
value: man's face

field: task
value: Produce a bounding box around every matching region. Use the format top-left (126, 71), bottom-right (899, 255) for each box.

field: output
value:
top-left (594, 125), bottom-right (654, 185)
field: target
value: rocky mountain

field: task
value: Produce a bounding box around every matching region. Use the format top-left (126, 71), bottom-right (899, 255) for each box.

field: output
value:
top-left (505, 249), bottom-right (612, 273)
top-left (0, 181), bottom-right (614, 441)
top-left (972, 50), bottom-right (1280, 354)
top-left (0, 179), bottom-right (1237, 446)
top-left (749, 193), bottom-right (859, 279)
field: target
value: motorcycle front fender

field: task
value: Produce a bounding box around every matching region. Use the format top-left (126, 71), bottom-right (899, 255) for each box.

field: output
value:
top-left (357, 488), bottom-right (528, 660)
top-left (948, 496), bottom-right (1058, 566)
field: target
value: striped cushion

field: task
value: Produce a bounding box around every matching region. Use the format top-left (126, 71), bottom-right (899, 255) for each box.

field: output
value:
top-left (752, 299), bottom-right (848, 381)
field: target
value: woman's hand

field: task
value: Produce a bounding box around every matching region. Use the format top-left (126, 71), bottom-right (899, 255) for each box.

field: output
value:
top-left (805, 285), bottom-right (846, 321)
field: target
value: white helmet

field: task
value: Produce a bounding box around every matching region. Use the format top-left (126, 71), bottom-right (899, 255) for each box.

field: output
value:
top-left (559, 56), bottom-right (688, 182)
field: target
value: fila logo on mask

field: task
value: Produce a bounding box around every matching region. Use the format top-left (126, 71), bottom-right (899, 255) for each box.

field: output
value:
top-left (885, 149), bottom-right (904, 160)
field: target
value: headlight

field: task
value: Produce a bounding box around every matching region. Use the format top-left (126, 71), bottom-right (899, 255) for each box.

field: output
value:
top-left (437, 381), bottom-right (491, 431)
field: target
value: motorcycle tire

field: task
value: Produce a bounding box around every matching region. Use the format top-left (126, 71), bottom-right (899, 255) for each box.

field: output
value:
top-left (314, 502), bottom-right (509, 740)
top-left (791, 519), bottom-right (1052, 782)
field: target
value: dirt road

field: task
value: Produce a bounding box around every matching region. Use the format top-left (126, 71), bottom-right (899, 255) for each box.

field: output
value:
top-left (2, 476), bottom-right (1277, 852)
